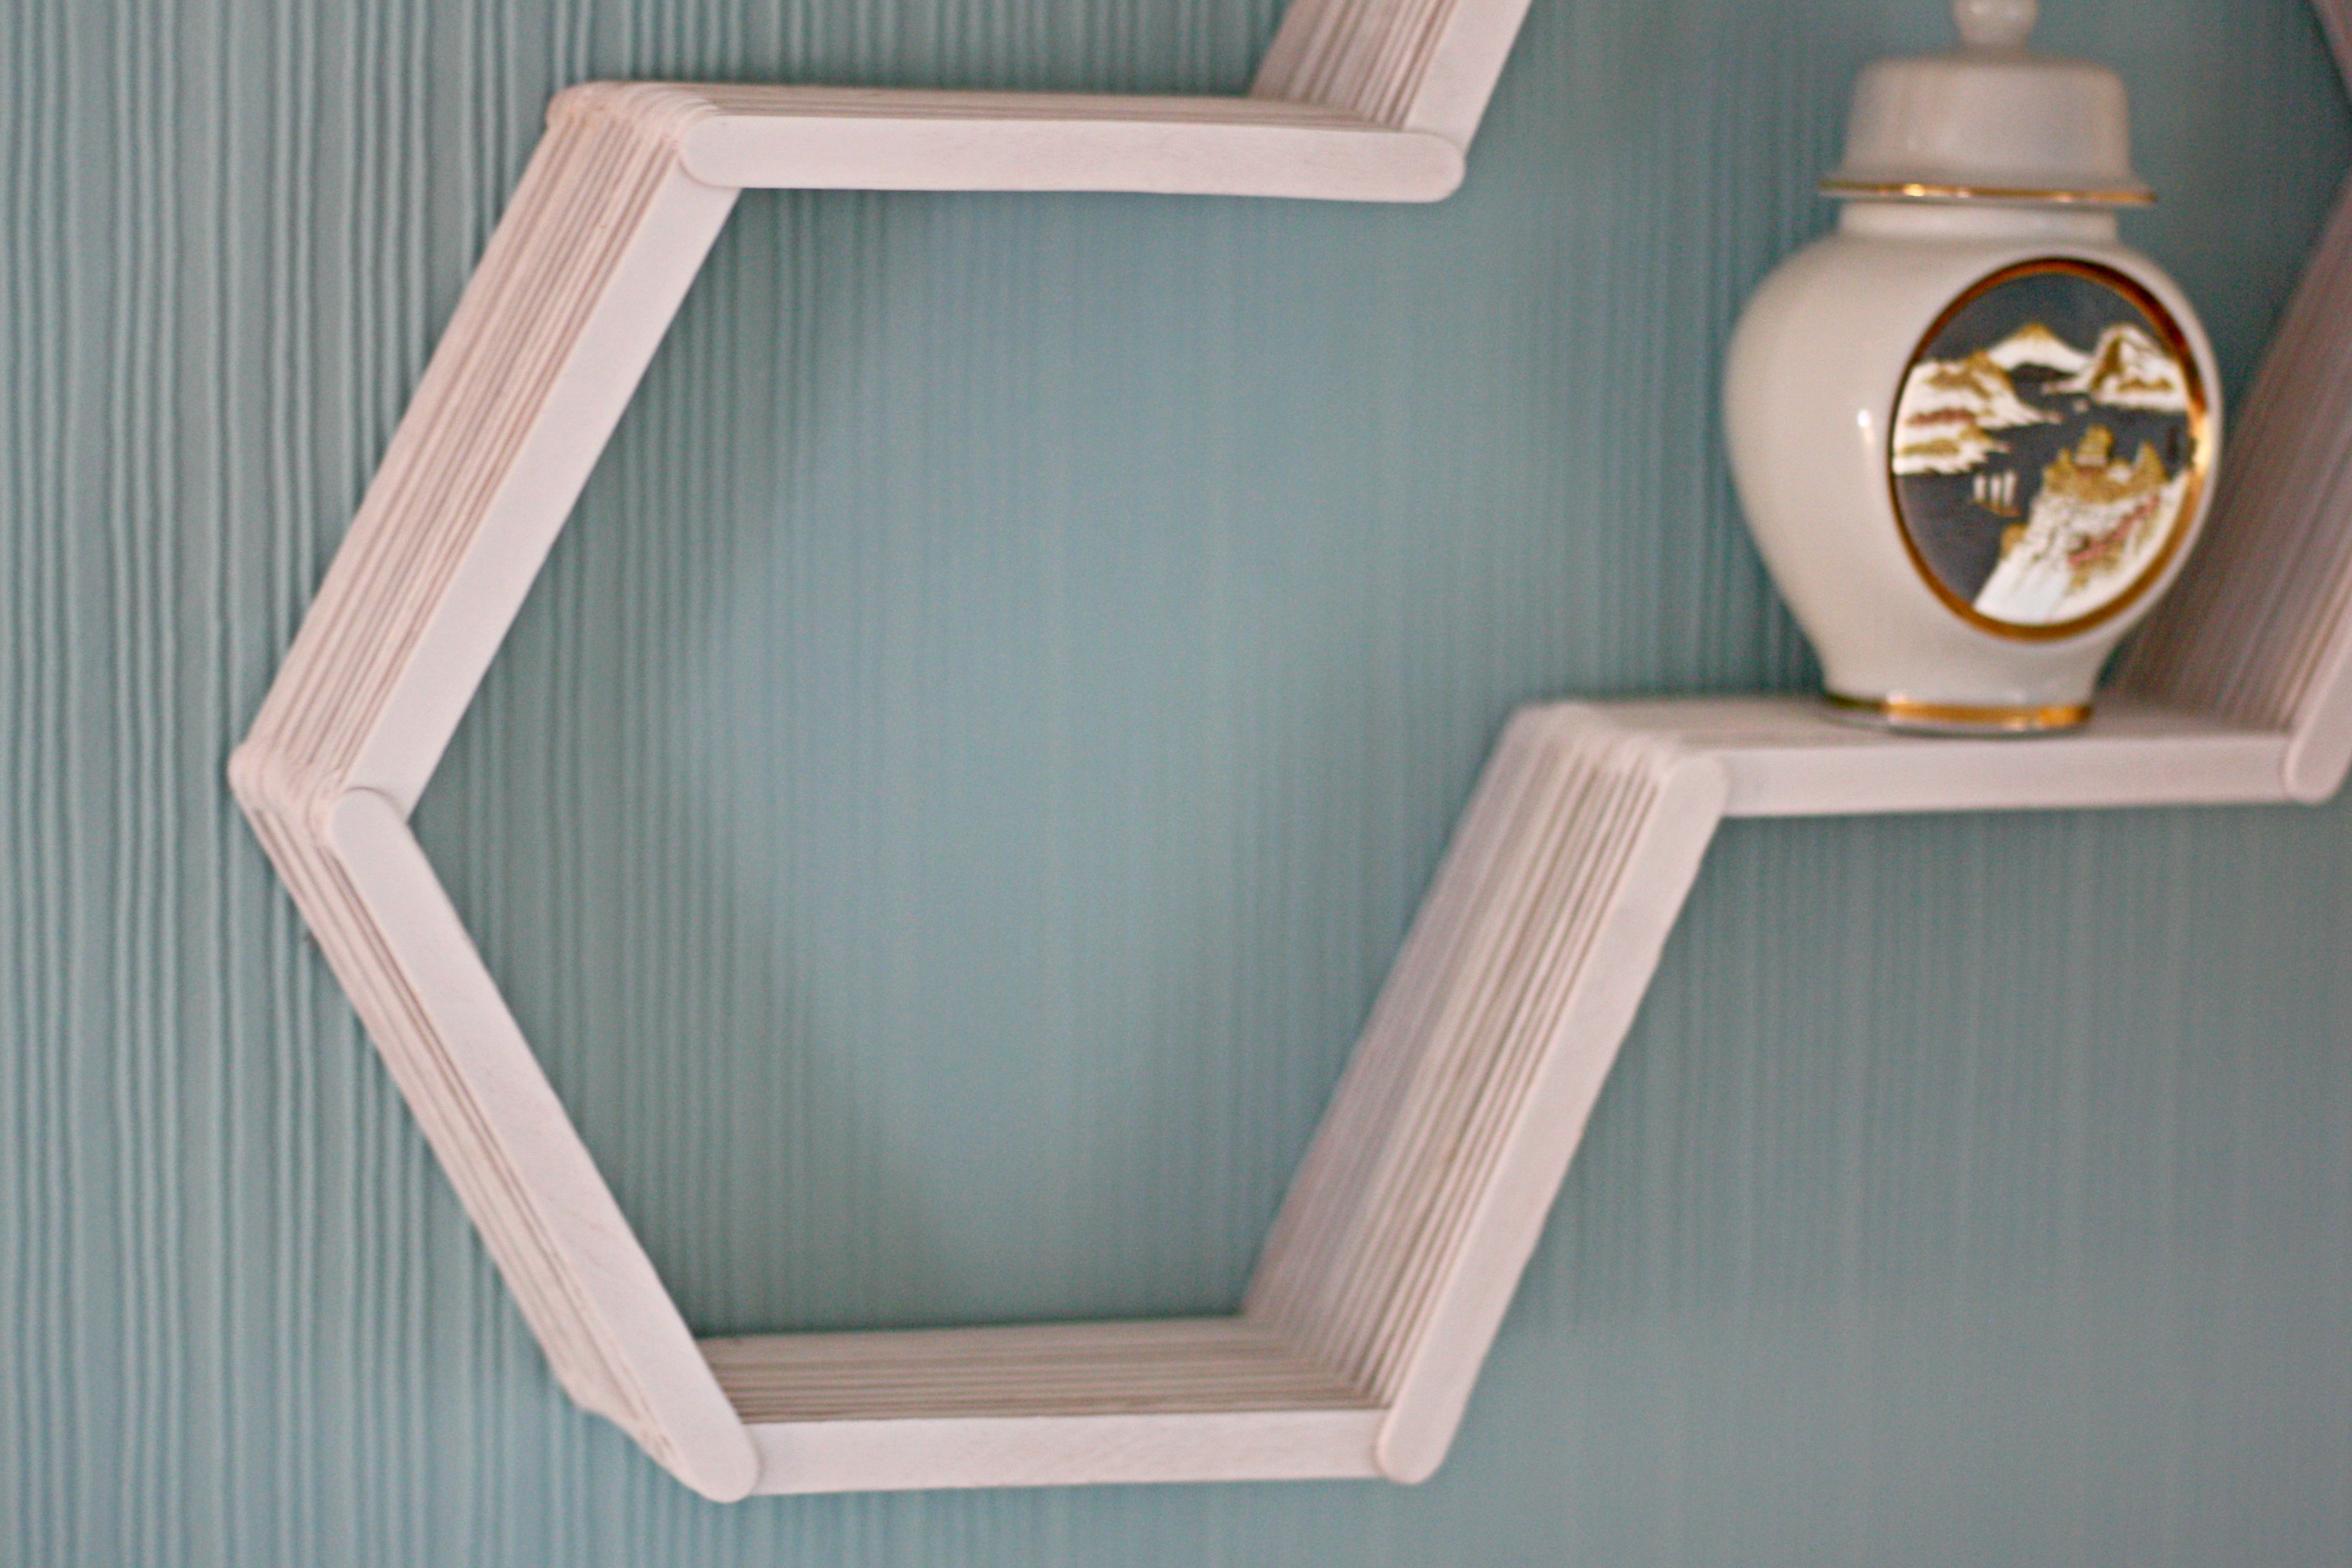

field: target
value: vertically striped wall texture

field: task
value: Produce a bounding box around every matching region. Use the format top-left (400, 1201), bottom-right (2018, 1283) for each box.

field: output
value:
top-left (5, 0), bottom-right (2349, 1562)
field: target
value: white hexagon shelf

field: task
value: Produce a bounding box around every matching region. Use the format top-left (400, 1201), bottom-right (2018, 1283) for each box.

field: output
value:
top-left (231, 0), bottom-right (2352, 1503)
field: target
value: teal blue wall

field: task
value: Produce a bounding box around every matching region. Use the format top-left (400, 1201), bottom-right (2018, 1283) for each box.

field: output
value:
top-left (6, 0), bottom-right (2350, 1561)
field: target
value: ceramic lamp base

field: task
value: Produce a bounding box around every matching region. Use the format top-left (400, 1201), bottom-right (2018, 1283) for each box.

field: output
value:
top-left (1824, 690), bottom-right (2094, 736)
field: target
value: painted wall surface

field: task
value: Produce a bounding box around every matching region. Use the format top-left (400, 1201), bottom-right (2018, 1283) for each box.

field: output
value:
top-left (4, 0), bottom-right (2350, 1562)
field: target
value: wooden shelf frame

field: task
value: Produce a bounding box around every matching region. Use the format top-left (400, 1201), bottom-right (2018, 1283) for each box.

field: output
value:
top-left (229, 0), bottom-right (2352, 1502)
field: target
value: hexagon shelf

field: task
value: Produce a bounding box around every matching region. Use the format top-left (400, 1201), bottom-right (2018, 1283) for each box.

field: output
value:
top-left (231, 0), bottom-right (2352, 1503)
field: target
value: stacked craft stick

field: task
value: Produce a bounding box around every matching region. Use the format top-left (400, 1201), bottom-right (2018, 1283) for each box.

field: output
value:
top-left (230, 0), bottom-right (2352, 1502)
top-left (229, 95), bottom-right (753, 1496)
top-left (1245, 720), bottom-right (1723, 1484)
top-left (2119, 4), bottom-right (2352, 800)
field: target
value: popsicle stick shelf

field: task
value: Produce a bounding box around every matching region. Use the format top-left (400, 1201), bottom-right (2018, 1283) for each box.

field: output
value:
top-left (229, 0), bottom-right (2352, 1502)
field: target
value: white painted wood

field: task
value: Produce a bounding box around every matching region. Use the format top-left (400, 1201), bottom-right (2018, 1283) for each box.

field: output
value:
top-left (704, 1317), bottom-right (1382, 1491)
top-left (1252, 0), bottom-right (1536, 144)
top-left (227, 0), bottom-right (1527, 1499)
top-left (228, 93), bottom-right (759, 1499)
top-left (703, 1317), bottom-right (1375, 1420)
top-left (1369, 724), bottom-right (1727, 1481)
top-left (673, 86), bottom-right (1464, 199)
top-left (2118, 0), bottom-right (2352, 802)
top-left (227, 0), bottom-right (2352, 1503)
top-left (325, 790), bottom-right (760, 1500)
top-left (1581, 694), bottom-right (2292, 819)
top-left (235, 87), bottom-right (739, 822)
top-left (742, 1409), bottom-right (1383, 1493)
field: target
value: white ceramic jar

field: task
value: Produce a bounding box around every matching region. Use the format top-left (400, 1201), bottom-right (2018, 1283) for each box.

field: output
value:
top-left (1724, 0), bottom-right (2220, 732)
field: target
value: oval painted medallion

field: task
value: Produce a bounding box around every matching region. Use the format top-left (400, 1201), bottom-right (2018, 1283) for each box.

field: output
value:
top-left (1888, 258), bottom-right (2211, 640)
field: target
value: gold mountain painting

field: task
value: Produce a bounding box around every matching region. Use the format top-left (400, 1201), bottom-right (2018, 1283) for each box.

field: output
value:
top-left (1889, 258), bottom-right (2207, 635)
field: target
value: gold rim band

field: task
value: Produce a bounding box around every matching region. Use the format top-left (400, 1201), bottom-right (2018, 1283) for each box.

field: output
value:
top-left (1819, 178), bottom-right (2155, 207)
top-left (1824, 690), bottom-right (2094, 733)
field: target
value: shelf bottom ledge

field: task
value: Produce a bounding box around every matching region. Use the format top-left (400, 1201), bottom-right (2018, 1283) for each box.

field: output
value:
top-left (700, 1317), bottom-right (1388, 1492)
top-left (1562, 692), bottom-right (2295, 817)
top-left (740, 1406), bottom-right (1385, 1493)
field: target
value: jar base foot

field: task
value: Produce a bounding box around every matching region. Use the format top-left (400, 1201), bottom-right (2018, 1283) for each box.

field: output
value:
top-left (1823, 690), bottom-right (2092, 736)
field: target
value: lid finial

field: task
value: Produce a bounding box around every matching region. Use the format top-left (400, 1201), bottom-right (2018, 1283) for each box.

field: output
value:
top-left (1954, 0), bottom-right (2036, 49)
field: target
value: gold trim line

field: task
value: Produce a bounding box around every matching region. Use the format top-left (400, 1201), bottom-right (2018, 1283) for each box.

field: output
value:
top-left (1824, 690), bottom-right (2094, 734)
top-left (1819, 177), bottom-right (2155, 207)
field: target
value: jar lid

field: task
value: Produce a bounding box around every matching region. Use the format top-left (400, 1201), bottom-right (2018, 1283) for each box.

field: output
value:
top-left (1820, 0), bottom-right (2152, 206)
